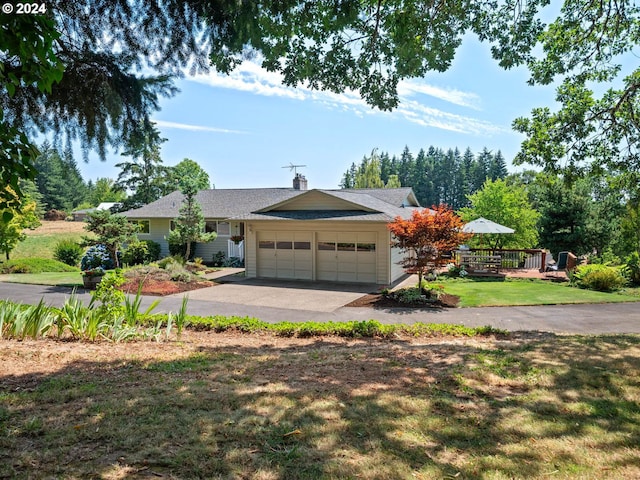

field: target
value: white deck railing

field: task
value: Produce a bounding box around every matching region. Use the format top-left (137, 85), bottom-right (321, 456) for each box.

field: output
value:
top-left (227, 239), bottom-right (244, 261)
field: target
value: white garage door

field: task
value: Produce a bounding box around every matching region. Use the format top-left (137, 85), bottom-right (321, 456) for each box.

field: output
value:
top-left (257, 231), bottom-right (312, 280)
top-left (317, 232), bottom-right (377, 283)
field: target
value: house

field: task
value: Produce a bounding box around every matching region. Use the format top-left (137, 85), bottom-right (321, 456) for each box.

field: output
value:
top-left (122, 175), bottom-right (422, 285)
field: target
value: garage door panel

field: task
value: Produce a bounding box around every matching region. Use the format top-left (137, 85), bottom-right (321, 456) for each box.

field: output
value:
top-left (257, 231), bottom-right (313, 280)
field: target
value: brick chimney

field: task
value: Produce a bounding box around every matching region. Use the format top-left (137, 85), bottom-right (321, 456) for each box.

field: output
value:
top-left (293, 173), bottom-right (308, 190)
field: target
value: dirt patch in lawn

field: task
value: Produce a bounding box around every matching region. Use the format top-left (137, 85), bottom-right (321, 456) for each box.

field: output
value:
top-left (346, 292), bottom-right (460, 309)
top-left (25, 220), bottom-right (87, 235)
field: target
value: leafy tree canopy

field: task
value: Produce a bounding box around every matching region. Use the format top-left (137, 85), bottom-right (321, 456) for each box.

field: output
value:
top-left (2, 0), bottom-right (637, 212)
top-left (459, 179), bottom-right (540, 249)
top-left (0, 187), bottom-right (40, 260)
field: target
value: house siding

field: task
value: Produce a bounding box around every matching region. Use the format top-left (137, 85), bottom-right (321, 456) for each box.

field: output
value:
top-left (142, 219), bottom-right (172, 257)
top-left (390, 243), bottom-right (406, 283)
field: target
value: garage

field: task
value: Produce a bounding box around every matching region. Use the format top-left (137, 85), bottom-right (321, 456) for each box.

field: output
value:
top-left (257, 231), bottom-right (313, 280)
top-left (316, 232), bottom-right (377, 283)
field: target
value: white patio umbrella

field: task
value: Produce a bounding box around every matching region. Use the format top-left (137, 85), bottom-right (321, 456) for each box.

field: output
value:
top-left (462, 217), bottom-right (514, 248)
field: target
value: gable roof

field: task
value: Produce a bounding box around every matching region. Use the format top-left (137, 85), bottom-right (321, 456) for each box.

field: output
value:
top-left (123, 187), bottom-right (422, 222)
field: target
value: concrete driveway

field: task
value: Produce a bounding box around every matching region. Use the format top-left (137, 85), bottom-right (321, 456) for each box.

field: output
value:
top-left (170, 277), bottom-right (379, 312)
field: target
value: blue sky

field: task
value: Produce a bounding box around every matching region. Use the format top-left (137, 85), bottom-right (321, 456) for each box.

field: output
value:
top-left (77, 35), bottom-right (558, 190)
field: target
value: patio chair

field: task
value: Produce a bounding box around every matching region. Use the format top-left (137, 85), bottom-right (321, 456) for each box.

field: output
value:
top-left (547, 251), bottom-right (569, 276)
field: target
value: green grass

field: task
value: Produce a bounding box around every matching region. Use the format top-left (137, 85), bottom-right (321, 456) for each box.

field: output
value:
top-left (435, 278), bottom-right (640, 307)
top-left (0, 272), bottom-right (82, 287)
top-left (2, 334), bottom-right (639, 479)
top-left (11, 232), bottom-right (87, 260)
top-left (0, 258), bottom-right (79, 274)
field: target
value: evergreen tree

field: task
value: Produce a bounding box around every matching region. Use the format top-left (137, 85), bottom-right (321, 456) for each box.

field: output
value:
top-left (398, 146), bottom-right (414, 187)
top-left (34, 144), bottom-right (87, 212)
top-left (488, 150), bottom-right (509, 180)
top-left (171, 179), bottom-right (217, 260)
top-left (116, 121), bottom-right (167, 206)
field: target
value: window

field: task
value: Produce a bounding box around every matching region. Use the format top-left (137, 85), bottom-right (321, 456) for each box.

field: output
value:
top-left (357, 243), bottom-right (376, 252)
top-left (131, 220), bottom-right (150, 234)
top-left (337, 242), bottom-right (356, 252)
top-left (170, 221), bottom-right (176, 231)
top-left (204, 221), bottom-right (231, 235)
top-left (217, 221), bottom-right (230, 236)
top-left (318, 242), bottom-right (335, 251)
top-left (205, 221), bottom-right (216, 233)
top-left (276, 241), bottom-right (292, 249)
top-left (259, 240), bottom-right (275, 249)
top-left (294, 241), bottom-right (311, 250)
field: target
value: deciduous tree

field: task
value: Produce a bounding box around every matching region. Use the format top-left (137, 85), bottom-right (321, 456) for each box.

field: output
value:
top-left (459, 179), bottom-right (540, 249)
top-left (0, 187), bottom-right (40, 260)
top-left (388, 206), bottom-right (471, 286)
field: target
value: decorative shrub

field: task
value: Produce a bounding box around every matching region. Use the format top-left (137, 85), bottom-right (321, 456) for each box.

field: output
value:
top-left (387, 284), bottom-right (445, 304)
top-left (625, 252), bottom-right (640, 286)
top-left (81, 244), bottom-right (115, 271)
top-left (123, 240), bottom-right (161, 266)
top-left (212, 251), bottom-right (226, 267)
top-left (166, 230), bottom-right (196, 260)
top-left (446, 263), bottom-right (468, 278)
top-left (571, 263), bottom-right (627, 292)
top-left (53, 240), bottom-right (83, 266)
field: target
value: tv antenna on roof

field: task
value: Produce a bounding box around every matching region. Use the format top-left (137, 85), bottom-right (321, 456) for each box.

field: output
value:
top-left (282, 163), bottom-right (307, 175)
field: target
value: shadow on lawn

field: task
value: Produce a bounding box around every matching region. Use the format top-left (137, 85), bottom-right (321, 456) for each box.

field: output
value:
top-left (1, 334), bottom-right (640, 479)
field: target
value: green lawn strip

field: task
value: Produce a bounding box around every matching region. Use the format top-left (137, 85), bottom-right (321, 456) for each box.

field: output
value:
top-left (0, 272), bottom-right (82, 287)
top-left (2, 335), bottom-right (639, 479)
top-left (437, 278), bottom-right (639, 307)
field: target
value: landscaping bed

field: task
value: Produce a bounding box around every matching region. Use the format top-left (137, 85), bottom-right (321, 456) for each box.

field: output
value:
top-left (346, 291), bottom-right (460, 308)
top-left (119, 266), bottom-right (215, 296)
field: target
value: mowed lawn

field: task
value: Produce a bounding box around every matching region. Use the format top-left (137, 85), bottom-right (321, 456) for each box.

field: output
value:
top-left (1, 333), bottom-right (639, 479)
top-left (439, 278), bottom-right (639, 307)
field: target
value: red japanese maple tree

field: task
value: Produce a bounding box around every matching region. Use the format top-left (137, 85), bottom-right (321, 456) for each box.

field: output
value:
top-left (388, 205), bottom-right (472, 286)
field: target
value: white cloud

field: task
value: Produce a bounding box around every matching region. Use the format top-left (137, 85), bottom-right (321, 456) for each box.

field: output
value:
top-left (397, 81), bottom-right (482, 110)
top-left (153, 120), bottom-right (247, 135)
top-left (187, 60), bottom-right (505, 136)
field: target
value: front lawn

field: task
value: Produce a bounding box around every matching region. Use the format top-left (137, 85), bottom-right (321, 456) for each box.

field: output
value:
top-left (0, 272), bottom-right (82, 287)
top-left (438, 278), bottom-right (639, 307)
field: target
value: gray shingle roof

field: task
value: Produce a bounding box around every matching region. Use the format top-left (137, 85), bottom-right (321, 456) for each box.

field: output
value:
top-left (123, 187), bottom-right (422, 222)
top-left (123, 188), bottom-right (302, 219)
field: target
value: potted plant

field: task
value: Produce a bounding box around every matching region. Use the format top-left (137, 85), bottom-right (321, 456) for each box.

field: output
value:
top-left (230, 235), bottom-right (244, 245)
top-left (81, 267), bottom-right (105, 289)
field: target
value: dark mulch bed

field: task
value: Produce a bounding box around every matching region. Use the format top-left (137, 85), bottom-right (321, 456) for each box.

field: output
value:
top-left (345, 293), bottom-right (460, 309)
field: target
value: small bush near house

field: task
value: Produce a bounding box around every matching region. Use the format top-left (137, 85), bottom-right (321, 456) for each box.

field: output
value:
top-left (80, 244), bottom-right (115, 271)
top-left (625, 252), bottom-right (640, 286)
top-left (53, 240), bottom-right (84, 266)
top-left (212, 251), bottom-right (226, 267)
top-left (123, 240), bottom-right (161, 266)
top-left (570, 263), bottom-right (627, 292)
top-left (0, 258), bottom-right (78, 274)
top-left (166, 230), bottom-right (195, 260)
